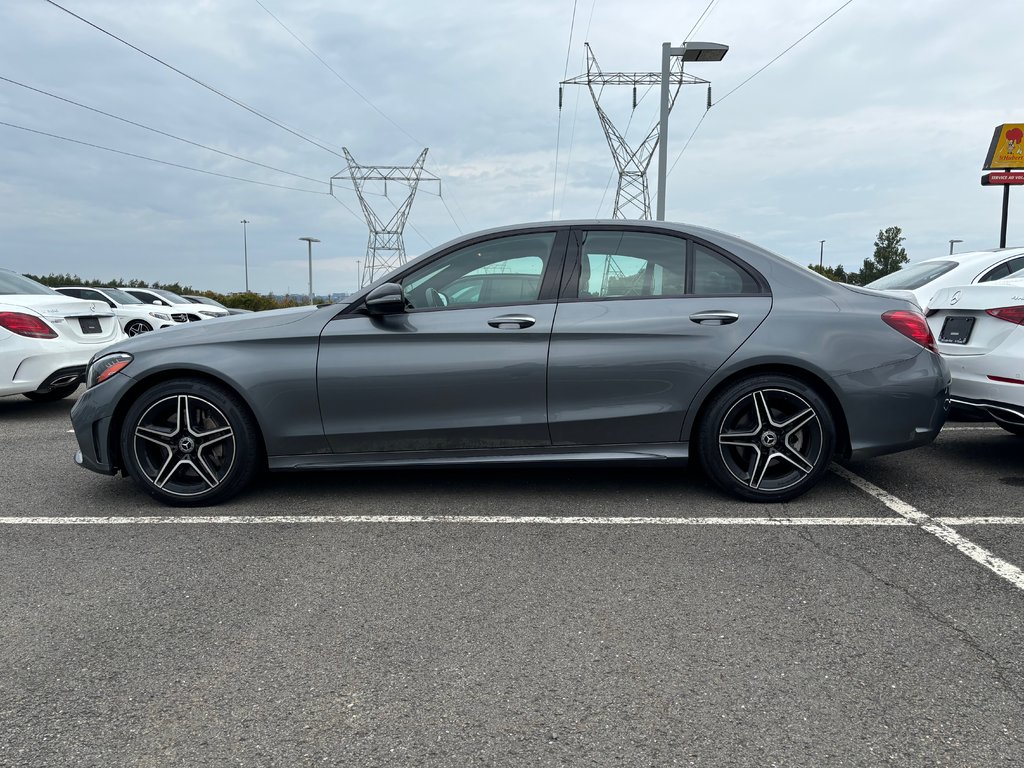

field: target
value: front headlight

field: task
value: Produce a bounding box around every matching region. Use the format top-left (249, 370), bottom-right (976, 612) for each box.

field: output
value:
top-left (87, 352), bottom-right (134, 388)
top-left (149, 312), bottom-right (171, 321)
top-left (198, 310), bottom-right (221, 318)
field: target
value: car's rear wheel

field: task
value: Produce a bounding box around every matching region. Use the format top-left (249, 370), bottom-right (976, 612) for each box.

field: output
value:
top-left (698, 374), bottom-right (835, 502)
top-left (23, 382), bottom-right (80, 402)
top-left (125, 319), bottom-right (153, 336)
top-left (119, 378), bottom-right (261, 506)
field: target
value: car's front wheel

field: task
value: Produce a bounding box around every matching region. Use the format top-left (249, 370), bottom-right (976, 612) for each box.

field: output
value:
top-left (119, 378), bottom-right (262, 506)
top-left (698, 374), bottom-right (836, 502)
top-left (125, 319), bottom-right (153, 336)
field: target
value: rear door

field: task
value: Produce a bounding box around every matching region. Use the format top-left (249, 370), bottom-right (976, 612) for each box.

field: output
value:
top-left (547, 227), bottom-right (772, 445)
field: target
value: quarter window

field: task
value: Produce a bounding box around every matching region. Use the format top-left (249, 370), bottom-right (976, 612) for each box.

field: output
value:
top-left (693, 245), bottom-right (761, 295)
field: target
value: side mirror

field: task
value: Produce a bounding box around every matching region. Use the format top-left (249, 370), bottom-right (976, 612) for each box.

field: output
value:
top-left (365, 283), bottom-right (408, 315)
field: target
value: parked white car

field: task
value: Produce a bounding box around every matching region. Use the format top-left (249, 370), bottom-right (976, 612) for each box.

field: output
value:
top-left (125, 287), bottom-right (229, 319)
top-left (865, 247), bottom-right (1024, 310)
top-left (0, 269), bottom-right (123, 401)
top-left (55, 285), bottom-right (185, 336)
top-left (927, 276), bottom-right (1024, 435)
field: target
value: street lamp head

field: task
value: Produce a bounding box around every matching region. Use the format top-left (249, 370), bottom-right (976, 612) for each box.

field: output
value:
top-left (678, 42), bottom-right (729, 62)
top-left (299, 237), bottom-right (321, 244)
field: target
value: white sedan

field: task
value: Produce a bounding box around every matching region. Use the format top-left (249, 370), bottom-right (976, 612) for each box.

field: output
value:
top-left (0, 269), bottom-right (124, 401)
top-left (55, 285), bottom-right (185, 336)
top-left (927, 276), bottom-right (1024, 435)
top-left (866, 247), bottom-right (1024, 309)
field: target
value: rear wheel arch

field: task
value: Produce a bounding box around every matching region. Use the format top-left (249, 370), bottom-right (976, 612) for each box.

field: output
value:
top-left (688, 363), bottom-right (851, 459)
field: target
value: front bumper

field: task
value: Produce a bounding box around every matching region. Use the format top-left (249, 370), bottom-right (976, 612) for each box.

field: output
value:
top-left (69, 371), bottom-right (137, 475)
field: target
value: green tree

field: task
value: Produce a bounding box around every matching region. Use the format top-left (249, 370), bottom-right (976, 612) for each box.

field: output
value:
top-left (808, 263), bottom-right (848, 282)
top-left (851, 226), bottom-right (908, 285)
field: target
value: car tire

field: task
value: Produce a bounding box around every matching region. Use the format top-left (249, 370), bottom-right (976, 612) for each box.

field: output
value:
top-left (698, 374), bottom-right (836, 503)
top-left (125, 319), bottom-right (153, 336)
top-left (994, 419), bottom-right (1024, 437)
top-left (119, 378), bottom-right (262, 506)
top-left (23, 382), bottom-right (81, 402)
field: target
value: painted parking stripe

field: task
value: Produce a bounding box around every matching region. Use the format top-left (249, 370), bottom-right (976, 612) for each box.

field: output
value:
top-left (831, 464), bottom-right (1024, 592)
top-left (0, 515), bottom-right (918, 526)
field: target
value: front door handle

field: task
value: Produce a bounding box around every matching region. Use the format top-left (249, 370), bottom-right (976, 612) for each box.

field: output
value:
top-left (488, 314), bottom-right (536, 329)
top-left (689, 310), bottom-right (740, 325)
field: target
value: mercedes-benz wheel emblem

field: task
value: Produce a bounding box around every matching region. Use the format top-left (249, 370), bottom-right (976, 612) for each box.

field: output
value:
top-left (178, 436), bottom-right (196, 453)
top-left (760, 431), bottom-right (779, 448)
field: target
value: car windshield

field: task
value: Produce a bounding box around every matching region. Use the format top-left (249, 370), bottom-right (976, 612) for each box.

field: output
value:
top-left (101, 287), bottom-right (145, 304)
top-left (0, 270), bottom-right (59, 296)
top-left (151, 288), bottom-right (188, 303)
top-left (866, 261), bottom-right (958, 290)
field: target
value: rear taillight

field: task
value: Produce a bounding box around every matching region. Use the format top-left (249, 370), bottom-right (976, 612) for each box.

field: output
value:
top-left (882, 309), bottom-right (937, 354)
top-left (985, 306), bottom-right (1024, 325)
top-left (0, 311), bottom-right (58, 339)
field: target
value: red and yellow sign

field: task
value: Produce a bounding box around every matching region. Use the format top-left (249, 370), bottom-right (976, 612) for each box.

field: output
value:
top-left (984, 124), bottom-right (1024, 170)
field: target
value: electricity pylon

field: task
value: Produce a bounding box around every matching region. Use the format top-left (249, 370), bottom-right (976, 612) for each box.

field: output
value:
top-left (331, 148), bottom-right (439, 287)
top-left (560, 43), bottom-right (710, 219)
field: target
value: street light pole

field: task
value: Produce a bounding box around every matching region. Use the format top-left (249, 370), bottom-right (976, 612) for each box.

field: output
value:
top-left (656, 40), bottom-right (728, 221)
top-left (949, 238), bottom-right (963, 255)
top-left (299, 237), bottom-right (320, 305)
top-left (819, 240), bottom-right (825, 268)
top-left (240, 219), bottom-right (250, 292)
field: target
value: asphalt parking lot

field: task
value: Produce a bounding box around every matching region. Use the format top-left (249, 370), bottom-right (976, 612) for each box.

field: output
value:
top-left (2, 394), bottom-right (1023, 767)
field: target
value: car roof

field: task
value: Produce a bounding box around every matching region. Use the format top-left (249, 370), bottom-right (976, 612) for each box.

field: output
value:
top-left (918, 247), bottom-right (1024, 267)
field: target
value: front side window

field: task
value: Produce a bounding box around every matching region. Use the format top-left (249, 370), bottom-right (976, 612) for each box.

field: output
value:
top-left (402, 233), bottom-right (556, 309)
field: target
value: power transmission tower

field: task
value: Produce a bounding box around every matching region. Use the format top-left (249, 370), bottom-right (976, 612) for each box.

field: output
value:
top-left (560, 43), bottom-right (710, 219)
top-left (331, 148), bottom-right (439, 287)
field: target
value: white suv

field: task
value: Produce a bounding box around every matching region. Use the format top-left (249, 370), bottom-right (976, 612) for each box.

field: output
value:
top-left (55, 286), bottom-right (185, 336)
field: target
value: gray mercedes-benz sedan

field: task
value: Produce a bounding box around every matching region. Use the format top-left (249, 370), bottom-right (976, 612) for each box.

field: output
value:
top-left (70, 220), bottom-right (950, 506)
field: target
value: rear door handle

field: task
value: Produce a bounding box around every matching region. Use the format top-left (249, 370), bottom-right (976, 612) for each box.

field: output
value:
top-left (488, 314), bottom-right (536, 329)
top-left (689, 310), bottom-right (740, 325)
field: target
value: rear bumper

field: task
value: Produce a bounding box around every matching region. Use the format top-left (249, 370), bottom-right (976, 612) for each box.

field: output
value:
top-left (836, 351), bottom-right (950, 460)
top-left (950, 395), bottom-right (1024, 426)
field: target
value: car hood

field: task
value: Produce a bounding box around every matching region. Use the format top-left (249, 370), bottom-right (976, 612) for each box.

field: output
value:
top-left (106, 304), bottom-right (326, 353)
top-left (0, 294), bottom-right (115, 317)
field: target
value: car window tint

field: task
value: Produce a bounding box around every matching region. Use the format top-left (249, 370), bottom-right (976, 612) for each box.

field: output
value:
top-left (579, 232), bottom-right (686, 298)
top-left (693, 245), bottom-right (761, 295)
top-left (0, 271), bottom-right (58, 296)
top-left (981, 263), bottom-right (1012, 282)
top-left (1009, 257), bottom-right (1024, 276)
top-left (866, 261), bottom-right (957, 290)
top-left (403, 233), bottom-right (555, 309)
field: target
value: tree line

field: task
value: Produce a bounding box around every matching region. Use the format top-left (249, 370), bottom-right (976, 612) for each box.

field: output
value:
top-left (26, 274), bottom-right (310, 312)
top-left (808, 226), bottom-right (909, 284)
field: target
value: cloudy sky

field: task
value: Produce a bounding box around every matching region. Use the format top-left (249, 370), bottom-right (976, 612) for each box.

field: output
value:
top-left (1, 0), bottom-right (1020, 296)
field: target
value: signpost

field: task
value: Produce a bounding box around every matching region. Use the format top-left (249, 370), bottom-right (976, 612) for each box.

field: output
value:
top-left (983, 124), bottom-right (1024, 247)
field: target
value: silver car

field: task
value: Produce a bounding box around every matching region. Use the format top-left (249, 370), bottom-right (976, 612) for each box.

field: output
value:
top-left (70, 221), bottom-right (950, 506)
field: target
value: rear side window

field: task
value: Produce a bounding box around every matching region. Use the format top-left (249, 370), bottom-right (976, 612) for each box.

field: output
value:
top-left (981, 257), bottom-right (1024, 283)
top-left (579, 232), bottom-right (687, 298)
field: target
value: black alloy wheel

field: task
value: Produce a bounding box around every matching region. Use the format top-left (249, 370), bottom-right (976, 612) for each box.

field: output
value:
top-left (698, 374), bottom-right (836, 502)
top-left (125, 319), bottom-right (153, 336)
top-left (119, 378), bottom-right (261, 506)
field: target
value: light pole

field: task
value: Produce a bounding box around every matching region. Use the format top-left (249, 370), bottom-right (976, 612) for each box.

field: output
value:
top-left (657, 40), bottom-right (729, 221)
top-left (949, 239), bottom-right (963, 255)
top-left (819, 240), bottom-right (825, 268)
top-left (240, 219), bottom-right (250, 292)
top-left (299, 237), bottom-right (320, 304)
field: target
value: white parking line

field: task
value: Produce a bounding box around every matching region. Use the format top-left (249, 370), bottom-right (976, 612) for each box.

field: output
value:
top-left (942, 426), bottom-right (1001, 432)
top-left (831, 464), bottom-right (1024, 592)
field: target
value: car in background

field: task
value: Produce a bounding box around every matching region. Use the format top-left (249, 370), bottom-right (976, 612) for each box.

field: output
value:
top-left (55, 286), bottom-right (185, 336)
top-left (926, 276), bottom-right (1024, 435)
top-left (182, 294), bottom-right (253, 315)
top-left (0, 269), bottom-right (123, 401)
top-left (124, 288), bottom-right (225, 320)
top-left (70, 220), bottom-right (949, 507)
top-left (865, 247), bottom-right (1024, 309)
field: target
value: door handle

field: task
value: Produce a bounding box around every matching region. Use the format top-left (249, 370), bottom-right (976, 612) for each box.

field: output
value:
top-left (488, 314), bottom-right (536, 329)
top-left (689, 310), bottom-right (740, 325)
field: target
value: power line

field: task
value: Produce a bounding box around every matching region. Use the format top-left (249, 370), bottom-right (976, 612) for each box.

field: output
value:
top-left (0, 119), bottom-right (328, 194)
top-left (552, 0), bottom-right (579, 219)
top-left (667, 0), bottom-right (856, 177)
top-left (254, 0), bottom-right (422, 148)
top-left (42, 0), bottom-right (345, 159)
top-left (0, 75), bottom-right (329, 187)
